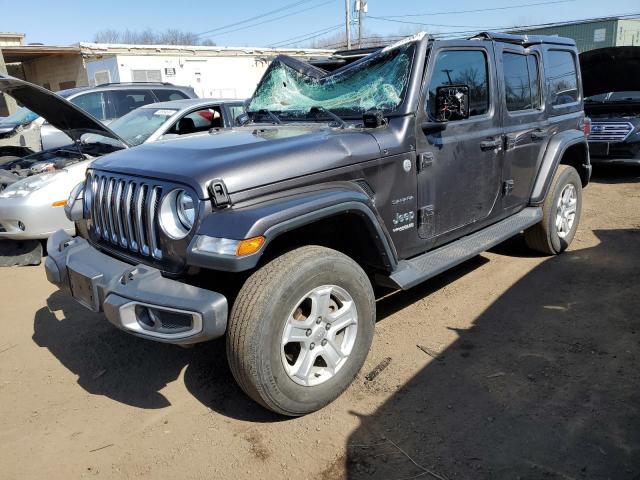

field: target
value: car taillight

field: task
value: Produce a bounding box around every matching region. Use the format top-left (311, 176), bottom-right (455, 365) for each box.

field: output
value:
top-left (581, 117), bottom-right (591, 137)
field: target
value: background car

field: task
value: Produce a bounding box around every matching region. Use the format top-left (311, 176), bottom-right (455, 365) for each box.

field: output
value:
top-left (0, 78), bottom-right (243, 246)
top-left (0, 82), bottom-right (197, 163)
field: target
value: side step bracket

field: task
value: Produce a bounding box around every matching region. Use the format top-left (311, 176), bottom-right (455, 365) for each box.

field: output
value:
top-left (389, 207), bottom-right (542, 290)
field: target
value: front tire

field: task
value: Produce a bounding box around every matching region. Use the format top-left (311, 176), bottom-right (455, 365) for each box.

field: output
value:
top-left (524, 164), bottom-right (582, 255)
top-left (226, 246), bottom-right (375, 416)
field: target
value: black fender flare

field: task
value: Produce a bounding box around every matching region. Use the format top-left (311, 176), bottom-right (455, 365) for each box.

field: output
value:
top-left (187, 183), bottom-right (398, 272)
top-left (529, 129), bottom-right (590, 205)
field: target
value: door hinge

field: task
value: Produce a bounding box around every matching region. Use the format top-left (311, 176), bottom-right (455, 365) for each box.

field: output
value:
top-left (418, 205), bottom-right (435, 238)
top-left (503, 180), bottom-right (514, 196)
top-left (417, 152), bottom-right (434, 173)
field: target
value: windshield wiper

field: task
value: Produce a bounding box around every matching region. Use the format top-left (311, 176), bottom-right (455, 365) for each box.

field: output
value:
top-left (309, 106), bottom-right (346, 129)
top-left (256, 109), bottom-right (281, 124)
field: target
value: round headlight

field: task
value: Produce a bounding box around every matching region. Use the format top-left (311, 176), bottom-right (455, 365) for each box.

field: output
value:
top-left (176, 191), bottom-right (195, 229)
top-left (159, 189), bottom-right (197, 239)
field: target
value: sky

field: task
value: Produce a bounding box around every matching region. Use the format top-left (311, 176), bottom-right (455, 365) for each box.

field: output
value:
top-left (0, 0), bottom-right (638, 48)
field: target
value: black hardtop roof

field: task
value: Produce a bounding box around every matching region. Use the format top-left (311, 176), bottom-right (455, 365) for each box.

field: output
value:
top-left (328, 31), bottom-right (575, 61)
top-left (471, 31), bottom-right (576, 47)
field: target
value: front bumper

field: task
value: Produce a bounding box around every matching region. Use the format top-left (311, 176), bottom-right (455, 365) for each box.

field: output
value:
top-left (45, 230), bottom-right (228, 345)
top-left (0, 196), bottom-right (74, 240)
top-left (589, 141), bottom-right (640, 166)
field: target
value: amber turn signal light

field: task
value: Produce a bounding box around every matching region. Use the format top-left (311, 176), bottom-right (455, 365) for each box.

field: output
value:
top-left (51, 200), bottom-right (67, 207)
top-left (236, 236), bottom-right (265, 257)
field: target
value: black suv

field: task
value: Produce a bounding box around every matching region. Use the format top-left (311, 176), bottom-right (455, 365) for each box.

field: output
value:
top-left (581, 47), bottom-right (640, 166)
top-left (47, 32), bottom-right (591, 416)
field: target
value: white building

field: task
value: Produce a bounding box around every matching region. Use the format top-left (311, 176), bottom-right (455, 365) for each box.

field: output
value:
top-left (1, 41), bottom-right (334, 99)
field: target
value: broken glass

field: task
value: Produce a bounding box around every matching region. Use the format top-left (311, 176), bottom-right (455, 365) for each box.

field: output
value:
top-left (248, 43), bottom-right (416, 117)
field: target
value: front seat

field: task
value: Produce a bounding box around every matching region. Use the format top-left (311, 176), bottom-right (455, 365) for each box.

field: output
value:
top-left (177, 117), bottom-right (196, 135)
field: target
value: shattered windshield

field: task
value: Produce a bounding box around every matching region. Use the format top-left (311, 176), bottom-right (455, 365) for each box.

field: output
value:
top-left (248, 43), bottom-right (416, 118)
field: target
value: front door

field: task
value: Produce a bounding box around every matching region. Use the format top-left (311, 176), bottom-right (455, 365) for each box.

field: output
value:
top-left (495, 43), bottom-right (548, 211)
top-left (416, 44), bottom-right (503, 242)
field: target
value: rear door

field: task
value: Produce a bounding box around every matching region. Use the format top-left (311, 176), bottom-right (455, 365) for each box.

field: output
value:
top-left (416, 42), bottom-right (503, 242)
top-left (495, 43), bottom-right (548, 211)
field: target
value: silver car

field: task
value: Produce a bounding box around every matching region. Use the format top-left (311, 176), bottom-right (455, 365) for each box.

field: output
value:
top-left (0, 77), bottom-right (244, 241)
top-left (0, 82), bottom-right (197, 163)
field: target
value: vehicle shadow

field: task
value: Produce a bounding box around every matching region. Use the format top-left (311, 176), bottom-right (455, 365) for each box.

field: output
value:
top-left (31, 247), bottom-right (491, 423)
top-left (332, 228), bottom-right (640, 480)
top-left (32, 291), bottom-right (281, 422)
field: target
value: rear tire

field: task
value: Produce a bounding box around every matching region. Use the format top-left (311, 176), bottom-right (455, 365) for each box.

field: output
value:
top-left (226, 246), bottom-right (375, 416)
top-left (524, 164), bottom-right (582, 255)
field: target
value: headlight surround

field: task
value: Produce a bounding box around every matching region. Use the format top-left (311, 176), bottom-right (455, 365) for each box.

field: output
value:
top-left (159, 189), bottom-right (197, 239)
top-left (0, 171), bottom-right (63, 198)
top-left (176, 191), bottom-right (195, 230)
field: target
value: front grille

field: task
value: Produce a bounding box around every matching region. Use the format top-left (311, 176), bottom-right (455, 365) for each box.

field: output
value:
top-left (86, 172), bottom-right (163, 260)
top-left (589, 122), bottom-right (634, 142)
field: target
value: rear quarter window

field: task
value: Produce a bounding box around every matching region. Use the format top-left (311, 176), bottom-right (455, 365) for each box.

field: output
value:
top-left (154, 89), bottom-right (190, 101)
top-left (546, 50), bottom-right (579, 106)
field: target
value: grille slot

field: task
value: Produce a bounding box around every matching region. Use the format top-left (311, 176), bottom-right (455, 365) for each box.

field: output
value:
top-left (87, 173), bottom-right (163, 260)
top-left (588, 122), bottom-right (633, 142)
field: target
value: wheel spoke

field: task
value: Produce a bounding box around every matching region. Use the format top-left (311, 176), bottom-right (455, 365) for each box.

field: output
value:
top-left (283, 323), bottom-right (310, 344)
top-left (291, 347), bottom-right (319, 382)
top-left (321, 340), bottom-right (344, 372)
top-left (310, 286), bottom-right (333, 319)
top-left (329, 316), bottom-right (356, 336)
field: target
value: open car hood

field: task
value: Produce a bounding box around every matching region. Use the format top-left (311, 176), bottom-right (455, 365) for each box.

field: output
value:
top-left (580, 47), bottom-right (640, 98)
top-left (0, 75), bottom-right (127, 145)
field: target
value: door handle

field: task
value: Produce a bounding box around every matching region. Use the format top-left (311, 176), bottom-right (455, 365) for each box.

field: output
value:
top-left (531, 129), bottom-right (548, 141)
top-left (480, 138), bottom-right (502, 151)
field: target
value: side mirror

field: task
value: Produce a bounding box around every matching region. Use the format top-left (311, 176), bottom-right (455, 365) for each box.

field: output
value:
top-left (435, 85), bottom-right (470, 122)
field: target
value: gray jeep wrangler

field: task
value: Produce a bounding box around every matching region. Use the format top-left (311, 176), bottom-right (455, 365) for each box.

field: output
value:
top-left (47, 32), bottom-right (591, 416)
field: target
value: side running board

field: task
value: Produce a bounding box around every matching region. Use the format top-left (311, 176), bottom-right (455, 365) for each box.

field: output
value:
top-left (389, 207), bottom-right (542, 290)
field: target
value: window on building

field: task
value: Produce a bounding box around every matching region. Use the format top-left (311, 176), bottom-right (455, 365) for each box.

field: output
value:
top-left (131, 69), bottom-right (162, 83)
top-left (94, 70), bottom-right (111, 86)
top-left (593, 28), bottom-right (606, 42)
top-left (70, 92), bottom-right (108, 120)
top-left (502, 52), bottom-right (541, 112)
top-left (547, 50), bottom-right (579, 106)
top-left (427, 50), bottom-right (489, 118)
top-left (59, 81), bottom-right (77, 90)
top-left (153, 89), bottom-right (190, 101)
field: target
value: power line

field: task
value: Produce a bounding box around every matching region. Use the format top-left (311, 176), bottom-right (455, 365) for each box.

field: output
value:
top-left (199, 0), bottom-right (337, 40)
top-left (195, 0), bottom-right (315, 37)
top-left (268, 23), bottom-right (345, 47)
top-left (374, 0), bottom-right (577, 19)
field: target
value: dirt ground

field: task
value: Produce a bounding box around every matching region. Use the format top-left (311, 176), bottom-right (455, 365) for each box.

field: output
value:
top-left (1, 167), bottom-right (639, 480)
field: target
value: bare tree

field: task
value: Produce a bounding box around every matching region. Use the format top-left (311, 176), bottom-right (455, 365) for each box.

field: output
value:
top-left (92, 28), bottom-right (216, 46)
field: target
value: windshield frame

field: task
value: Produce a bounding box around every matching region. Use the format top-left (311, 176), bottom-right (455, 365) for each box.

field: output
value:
top-left (247, 35), bottom-right (427, 121)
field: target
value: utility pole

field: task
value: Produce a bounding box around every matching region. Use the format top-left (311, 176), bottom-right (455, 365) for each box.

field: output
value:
top-left (345, 0), bottom-right (351, 50)
top-left (355, 0), bottom-right (367, 48)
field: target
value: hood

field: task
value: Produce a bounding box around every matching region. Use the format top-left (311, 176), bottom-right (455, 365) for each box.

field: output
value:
top-left (92, 124), bottom-right (382, 198)
top-left (580, 47), bottom-right (640, 98)
top-left (0, 75), bottom-right (127, 145)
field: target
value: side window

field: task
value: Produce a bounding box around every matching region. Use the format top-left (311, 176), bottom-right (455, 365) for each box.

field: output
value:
top-left (70, 92), bottom-right (108, 120)
top-left (170, 107), bottom-right (223, 135)
top-left (546, 50), bottom-right (578, 106)
top-left (229, 105), bottom-right (245, 124)
top-left (110, 89), bottom-right (156, 118)
top-left (427, 50), bottom-right (489, 118)
top-left (153, 89), bottom-right (189, 102)
top-left (502, 53), bottom-right (541, 112)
